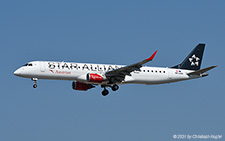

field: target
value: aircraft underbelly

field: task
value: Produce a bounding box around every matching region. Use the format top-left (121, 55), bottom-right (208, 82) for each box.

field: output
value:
top-left (125, 73), bottom-right (190, 85)
top-left (126, 74), bottom-right (168, 84)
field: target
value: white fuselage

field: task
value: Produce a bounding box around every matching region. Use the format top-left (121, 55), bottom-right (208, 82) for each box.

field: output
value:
top-left (14, 61), bottom-right (200, 85)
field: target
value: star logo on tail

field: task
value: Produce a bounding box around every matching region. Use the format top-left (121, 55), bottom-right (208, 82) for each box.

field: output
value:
top-left (189, 54), bottom-right (200, 66)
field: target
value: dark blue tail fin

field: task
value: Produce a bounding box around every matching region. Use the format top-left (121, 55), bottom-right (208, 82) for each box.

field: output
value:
top-left (171, 44), bottom-right (205, 70)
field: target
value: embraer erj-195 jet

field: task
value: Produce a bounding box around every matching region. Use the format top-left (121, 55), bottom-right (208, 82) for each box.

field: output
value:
top-left (14, 44), bottom-right (216, 96)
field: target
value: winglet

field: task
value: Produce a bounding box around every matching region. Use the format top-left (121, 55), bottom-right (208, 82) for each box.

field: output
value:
top-left (146, 50), bottom-right (158, 61)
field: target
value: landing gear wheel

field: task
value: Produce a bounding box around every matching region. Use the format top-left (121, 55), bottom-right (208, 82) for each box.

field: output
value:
top-left (31, 78), bottom-right (38, 88)
top-left (111, 84), bottom-right (119, 91)
top-left (102, 89), bottom-right (109, 96)
top-left (33, 84), bottom-right (37, 88)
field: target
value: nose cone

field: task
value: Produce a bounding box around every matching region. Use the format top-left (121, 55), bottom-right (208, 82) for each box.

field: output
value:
top-left (14, 69), bottom-right (21, 76)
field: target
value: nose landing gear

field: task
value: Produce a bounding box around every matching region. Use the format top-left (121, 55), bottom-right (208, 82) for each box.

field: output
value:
top-left (31, 78), bottom-right (38, 88)
top-left (33, 84), bottom-right (37, 88)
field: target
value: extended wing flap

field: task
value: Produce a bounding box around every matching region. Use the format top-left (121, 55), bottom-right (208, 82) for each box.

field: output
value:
top-left (187, 66), bottom-right (217, 75)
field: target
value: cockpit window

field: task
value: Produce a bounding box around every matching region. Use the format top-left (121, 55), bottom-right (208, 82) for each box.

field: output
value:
top-left (23, 63), bottom-right (33, 66)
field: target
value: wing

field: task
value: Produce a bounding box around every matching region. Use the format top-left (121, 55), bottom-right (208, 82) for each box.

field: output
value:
top-left (105, 51), bottom-right (158, 83)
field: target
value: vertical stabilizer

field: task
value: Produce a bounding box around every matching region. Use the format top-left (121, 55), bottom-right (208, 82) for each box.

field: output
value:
top-left (171, 44), bottom-right (205, 70)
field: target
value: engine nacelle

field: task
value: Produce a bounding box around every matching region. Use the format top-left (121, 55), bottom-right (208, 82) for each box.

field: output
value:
top-left (86, 73), bottom-right (105, 83)
top-left (72, 81), bottom-right (94, 91)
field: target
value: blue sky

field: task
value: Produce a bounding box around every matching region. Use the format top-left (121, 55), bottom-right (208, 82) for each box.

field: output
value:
top-left (0, 0), bottom-right (224, 140)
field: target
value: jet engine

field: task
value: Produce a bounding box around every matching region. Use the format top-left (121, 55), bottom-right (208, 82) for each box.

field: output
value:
top-left (72, 81), bottom-right (95, 91)
top-left (86, 73), bottom-right (106, 83)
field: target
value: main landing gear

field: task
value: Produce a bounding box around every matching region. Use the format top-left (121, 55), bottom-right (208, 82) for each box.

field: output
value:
top-left (31, 78), bottom-right (38, 88)
top-left (111, 84), bottom-right (119, 91)
top-left (102, 88), bottom-right (109, 96)
top-left (101, 84), bottom-right (119, 96)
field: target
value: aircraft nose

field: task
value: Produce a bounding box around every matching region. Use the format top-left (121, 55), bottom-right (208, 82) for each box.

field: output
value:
top-left (14, 69), bottom-right (21, 76)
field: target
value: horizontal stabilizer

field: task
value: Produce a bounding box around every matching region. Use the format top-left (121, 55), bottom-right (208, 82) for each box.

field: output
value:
top-left (187, 66), bottom-right (217, 75)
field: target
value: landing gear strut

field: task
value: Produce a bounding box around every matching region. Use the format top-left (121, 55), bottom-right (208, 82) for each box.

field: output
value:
top-left (31, 78), bottom-right (38, 88)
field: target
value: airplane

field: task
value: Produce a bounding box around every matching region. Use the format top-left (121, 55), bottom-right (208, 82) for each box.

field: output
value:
top-left (14, 43), bottom-right (217, 96)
